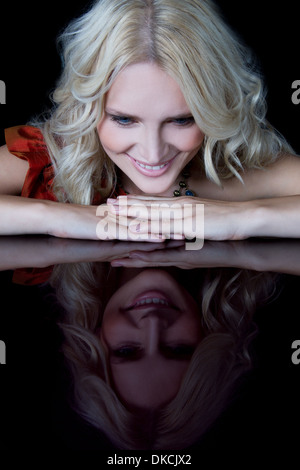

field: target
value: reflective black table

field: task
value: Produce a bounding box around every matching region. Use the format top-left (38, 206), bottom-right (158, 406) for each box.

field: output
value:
top-left (0, 236), bottom-right (299, 463)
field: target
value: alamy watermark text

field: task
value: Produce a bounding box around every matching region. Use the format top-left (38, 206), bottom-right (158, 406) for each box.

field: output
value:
top-left (0, 340), bottom-right (6, 364)
top-left (0, 80), bottom-right (5, 104)
top-left (96, 198), bottom-right (204, 250)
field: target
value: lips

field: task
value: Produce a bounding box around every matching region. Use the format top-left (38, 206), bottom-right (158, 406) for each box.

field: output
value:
top-left (124, 290), bottom-right (178, 311)
top-left (126, 153), bottom-right (177, 177)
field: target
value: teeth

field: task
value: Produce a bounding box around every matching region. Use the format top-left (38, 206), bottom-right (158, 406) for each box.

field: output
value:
top-left (134, 298), bottom-right (170, 307)
top-left (136, 161), bottom-right (168, 171)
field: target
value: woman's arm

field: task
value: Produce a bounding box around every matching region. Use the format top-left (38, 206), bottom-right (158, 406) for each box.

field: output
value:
top-left (0, 145), bottom-right (164, 241)
top-left (201, 195), bottom-right (300, 240)
top-left (0, 195), bottom-right (102, 238)
top-left (0, 144), bottom-right (29, 195)
top-left (0, 145), bottom-right (112, 239)
top-left (0, 236), bottom-right (177, 271)
top-left (107, 154), bottom-right (300, 241)
top-left (110, 239), bottom-right (300, 275)
top-left (0, 144), bottom-right (104, 239)
top-left (108, 193), bottom-right (300, 241)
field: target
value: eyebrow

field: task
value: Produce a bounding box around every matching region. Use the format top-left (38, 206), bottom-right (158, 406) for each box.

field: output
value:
top-left (105, 107), bottom-right (194, 121)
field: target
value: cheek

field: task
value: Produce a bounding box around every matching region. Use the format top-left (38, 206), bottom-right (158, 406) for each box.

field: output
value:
top-left (97, 120), bottom-right (131, 154)
top-left (170, 128), bottom-right (205, 151)
top-left (186, 129), bottom-right (205, 150)
top-left (101, 314), bottom-right (125, 345)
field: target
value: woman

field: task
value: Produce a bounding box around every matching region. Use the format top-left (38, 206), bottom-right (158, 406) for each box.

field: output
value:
top-left (0, 0), bottom-right (299, 241)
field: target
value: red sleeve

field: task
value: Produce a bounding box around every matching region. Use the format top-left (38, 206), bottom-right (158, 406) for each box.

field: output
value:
top-left (5, 126), bottom-right (55, 285)
top-left (5, 125), bottom-right (57, 201)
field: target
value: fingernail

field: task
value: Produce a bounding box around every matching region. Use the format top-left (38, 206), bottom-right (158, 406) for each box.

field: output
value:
top-left (107, 198), bottom-right (118, 205)
top-left (111, 260), bottom-right (125, 266)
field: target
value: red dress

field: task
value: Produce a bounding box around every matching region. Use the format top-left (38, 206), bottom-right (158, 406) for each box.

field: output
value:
top-left (5, 125), bottom-right (124, 285)
top-left (5, 125), bottom-right (58, 202)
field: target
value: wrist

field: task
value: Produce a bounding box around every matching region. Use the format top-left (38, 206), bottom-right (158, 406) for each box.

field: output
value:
top-left (31, 199), bottom-right (61, 237)
top-left (239, 199), bottom-right (272, 239)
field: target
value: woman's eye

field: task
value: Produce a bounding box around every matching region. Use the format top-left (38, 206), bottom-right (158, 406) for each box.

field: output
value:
top-left (110, 115), bottom-right (135, 126)
top-left (172, 117), bottom-right (195, 126)
top-left (162, 344), bottom-right (195, 359)
top-left (112, 345), bottom-right (142, 359)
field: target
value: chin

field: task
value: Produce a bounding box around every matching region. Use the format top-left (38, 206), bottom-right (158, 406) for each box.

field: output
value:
top-left (136, 181), bottom-right (175, 197)
top-left (141, 188), bottom-right (172, 197)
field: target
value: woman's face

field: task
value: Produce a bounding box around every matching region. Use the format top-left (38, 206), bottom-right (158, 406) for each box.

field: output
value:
top-left (100, 269), bottom-right (202, 409)
top-left (97, 62), bottom-right (205, 196)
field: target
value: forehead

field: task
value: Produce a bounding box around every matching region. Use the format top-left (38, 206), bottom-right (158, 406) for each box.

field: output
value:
top-left (105, 62), bottom-right (191, 116)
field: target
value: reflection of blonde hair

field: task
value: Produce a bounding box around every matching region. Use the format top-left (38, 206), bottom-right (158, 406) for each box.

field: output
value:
top-left (50, 264), bottom-right (278, 449)
top-left (37, 0), bottom-right (293, 204)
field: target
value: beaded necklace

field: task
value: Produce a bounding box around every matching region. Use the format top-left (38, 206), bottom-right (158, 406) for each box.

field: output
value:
top-left (173, 167), bottom-right (195, 197)
top-left (117, 164), bottom-right (196, 197)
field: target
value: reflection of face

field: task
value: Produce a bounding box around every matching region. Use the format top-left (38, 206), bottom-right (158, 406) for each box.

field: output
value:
top-left (100, 269), bottom-right (202, 409)
top-left (97, 62), bottom-right (205, 196)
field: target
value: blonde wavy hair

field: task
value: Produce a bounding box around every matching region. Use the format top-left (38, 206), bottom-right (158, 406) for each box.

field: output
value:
top-left (39, 0), bottom-right (293, 204)
top-left (50, 263), bottom-right (278, 449)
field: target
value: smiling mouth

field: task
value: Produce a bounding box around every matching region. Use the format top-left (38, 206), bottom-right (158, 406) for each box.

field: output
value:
top-left (136, 161), bottom-right (168, 171)
top-left (126, 153), bottom-right (177, 176)
top-left (128, 297), bottom-right (171, 309)
top-left (124, 290), bottom-right (179, 311)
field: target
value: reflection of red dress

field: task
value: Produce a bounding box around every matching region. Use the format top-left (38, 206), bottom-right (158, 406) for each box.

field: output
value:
top-left (5, 126), bottom-right (58, 285)
top-left (5, 125), bottom-right (124, 285)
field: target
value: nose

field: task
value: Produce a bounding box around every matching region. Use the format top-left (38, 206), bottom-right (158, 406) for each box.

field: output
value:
top-left (138, 126), bottom-right (170, 164)
top-left (139, 315), bottom-right (172, 355)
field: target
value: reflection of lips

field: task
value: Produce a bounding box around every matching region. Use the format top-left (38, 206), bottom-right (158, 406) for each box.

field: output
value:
top-left (124, 290), bottom-right (178, 311)
top-left (126, 153), bottom-right (177, 177)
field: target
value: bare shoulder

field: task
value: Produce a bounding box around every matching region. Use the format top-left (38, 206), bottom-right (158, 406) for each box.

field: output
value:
top-left (194, 153), bottom-right (300, 201)
top-left (0, 144), bottom-right (29, 195)
top-left (240, 153), bottom-right (300, 198)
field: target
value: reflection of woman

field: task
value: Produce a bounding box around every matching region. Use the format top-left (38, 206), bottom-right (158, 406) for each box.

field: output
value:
top-left (51, 262), bottom-right (278, 449)
top-left (99, 269), bottom-right (202, 410)
top-left (1, 0), bottom-right (300, 240)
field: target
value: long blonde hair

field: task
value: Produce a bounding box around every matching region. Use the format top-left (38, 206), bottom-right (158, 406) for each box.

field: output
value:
top-left (38, 0), bottom-right (293, 204)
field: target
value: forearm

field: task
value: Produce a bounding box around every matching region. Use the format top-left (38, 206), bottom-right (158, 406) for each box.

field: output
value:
top-left (243, 195), bottom-right (300, 239)
top-left (0, 195), bottom-right (99, 240)
top-left (222, 239), bottom-right (300, 275)
top-left (0, 195), bottom-right (51, 236)
top-left (0, 236), bottom-right (101, 270)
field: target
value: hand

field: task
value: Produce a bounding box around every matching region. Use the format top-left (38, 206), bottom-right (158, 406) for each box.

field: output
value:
top-left (96, 202), bottom-right (166, 242)
top-left (107, 195), bottom-right (250, 242)
top-left (110, 238), bottom-right (300, 275)
top-left (111, 240), bottom-right (233, 269)
top-left (47, 201), bottom-right (164, 242)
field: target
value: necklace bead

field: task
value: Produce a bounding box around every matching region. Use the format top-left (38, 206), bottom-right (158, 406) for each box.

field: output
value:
top-left (173, 165), bottom-right (195, 197)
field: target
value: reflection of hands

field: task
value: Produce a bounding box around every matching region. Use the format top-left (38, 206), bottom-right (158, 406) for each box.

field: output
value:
top-left (3, 235), bottom-right (300, 275)
top-left (110, 238), bottom-right (300, 275)
top-left (0, 236), bottom-right (184, 271)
